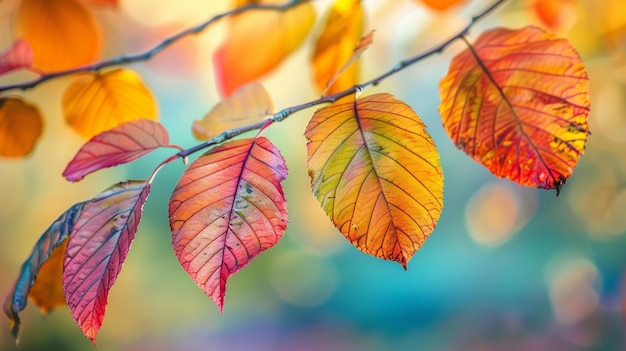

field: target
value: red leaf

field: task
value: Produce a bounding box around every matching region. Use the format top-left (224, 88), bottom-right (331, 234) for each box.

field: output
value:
top-left (62, 180), bottom-right (150, 344)
top-left (0, 39), bottom-right (33, 76)
top-left (169, 137), bottom-right (288, 312)
top-left (63, 119), bottom-right (172, 182)
top-left (3, 202), bottom-right (85, 341)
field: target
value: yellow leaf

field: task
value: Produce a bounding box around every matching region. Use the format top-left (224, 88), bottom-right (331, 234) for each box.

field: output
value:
top-left (311, 0), bottom-right (364, 95)
top-left (62, 69), bottom-right (157, 138)
top-left (0, 97), bottom-right (43, 158)
top-left (16, 0), bottom-right (101, 72)
top-left (214, 0), bottom-right (315, 97)
top-left (193, 82), bottom-right (273, 140)
top-left (305, 93), bottom-right (444, 267)
top-left (28, 238), bottom-right (68, 315)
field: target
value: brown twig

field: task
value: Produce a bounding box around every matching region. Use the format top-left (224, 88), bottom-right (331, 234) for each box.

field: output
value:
top-left (177, 0), bottom-right (508, 159)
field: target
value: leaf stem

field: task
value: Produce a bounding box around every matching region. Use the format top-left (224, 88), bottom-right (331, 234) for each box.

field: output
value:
top-left (176, 0), bottom-right (509, 159)
top-left (0, 0), bottom-right (309, 93)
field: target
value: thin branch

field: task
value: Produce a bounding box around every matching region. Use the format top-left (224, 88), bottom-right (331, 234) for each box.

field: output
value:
top-left (177, 0), bottom-right (508, 159)
top-left (0, 0), bottom-right (309, 93)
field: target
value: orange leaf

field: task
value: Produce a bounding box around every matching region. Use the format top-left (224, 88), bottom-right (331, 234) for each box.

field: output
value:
top-left (169, 137), bottom-right (288, 312)
top-left (62, 69), bottom-right (157, 139)
top-left (311, 0), bottom-right (364, 95)
top-left (305, 93), bottom-right (444, 268)
top-left (213, 0), bottom-right (315, 97)
top-left (16, 0), bottom-right (101, 71)
top-left (0, 97), bottom-right (43, 158)
top-left (3, 202), bottom-right (86, 340)
top-left (417, 0), bottom-right (468, 11)
top-left (0, 39), bottom-right (33, 76)
top-left (193, 82), bottom-right (273, 140)
top-left (28, 238), bottom-right (68, 315)
top-left (63, 180), bottom-right (151, 344)
top-left (439, 26), bottom-right (590, 194)
top-left (528, 0), bottom-right (577, 32)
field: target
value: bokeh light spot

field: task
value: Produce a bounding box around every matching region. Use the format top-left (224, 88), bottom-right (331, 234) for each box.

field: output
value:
top-left (465, 182), bottom-right (537, 247)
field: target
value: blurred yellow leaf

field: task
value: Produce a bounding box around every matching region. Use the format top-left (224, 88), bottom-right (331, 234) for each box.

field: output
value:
top-left (28, 238), bottom-right (68, 315)
top-left (311, 0), bottom-right (364, 95)
top-left (0, 97), bottom-right (43, 158)
top-left (62, 69), bottom-right (157, 138)
top-left (16, 0), bottom-right (101, 72)
top-left (193, 82), bottom-right (273, 140)
top-left (213, 0), bottom-right (315, 97)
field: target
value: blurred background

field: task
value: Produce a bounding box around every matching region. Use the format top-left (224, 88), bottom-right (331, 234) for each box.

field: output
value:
top-left (1, 0), bottom-right (626, 350)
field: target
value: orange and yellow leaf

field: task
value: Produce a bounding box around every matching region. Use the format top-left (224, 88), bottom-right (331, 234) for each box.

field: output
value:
top-left (28, 239), bottom-right (69, 315)
top-left (439, 26), bottom-right (590, 194)
top-left (311, 0), bottom-right (364, 95)
top-left (193, 82), bottom-right (273, 140)
top-left (305, 93), bottom-right (444, 267)
top-left (169, 137), bottom-right (288, 312)
top-left (16, 0), bottom-right (101, 71)
top-left (213, 0), bottom-right (315, 97)
top-left (62, 69), bottom-right (157, 139)
top-left (0, 97), bottom-right (43, 158)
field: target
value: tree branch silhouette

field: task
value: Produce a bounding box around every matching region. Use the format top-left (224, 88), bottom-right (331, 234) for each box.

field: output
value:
top-left (0, 0), bottom-right (310, 93)
top-left (176, 0), bottom-right (508, 159)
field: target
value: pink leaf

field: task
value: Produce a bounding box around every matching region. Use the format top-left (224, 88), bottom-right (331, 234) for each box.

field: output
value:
top-left (169, 137), bottom-right (288, 312)
top-left (0, 39), bottom-right (33, 76)
top-left (63, 119), bottom-right (173, 182)
top-left (62, 180), bottom-right (150, 344)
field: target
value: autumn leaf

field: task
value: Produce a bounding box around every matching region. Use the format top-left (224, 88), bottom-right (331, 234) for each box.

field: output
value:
top-left (416, 0), bottom-right (468, 11)
top-left (3, 202), bottom-right (86, 340)
top-left (193, 82), bottom-right (273, 140)
top-left (64, 119), bottom-right (174, 182)
top-left (16, 0), bottom-right (101, 71)
top-left (0, 39), bottom-right (33, 76)
top-left (0, 97), bottom-right (43, 158)
top-left (322, 30), bottom-right (375, 96)
top-left (169, 137), bottom-right (288, 312)
top-left (528, 0), bottom-right (578, 32)
top-left (62, 69), bottom-right (157, 139)
top-left (214, 0), bottom-right (315, 97)
top-left (311, 0), bottom-right (364, 95)
top-left (63, 180), bottom-right (150, 344)
top-left (305, 93), bottom-right (444, 267)
top-left (439, 26), bottom-right (590, 194)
